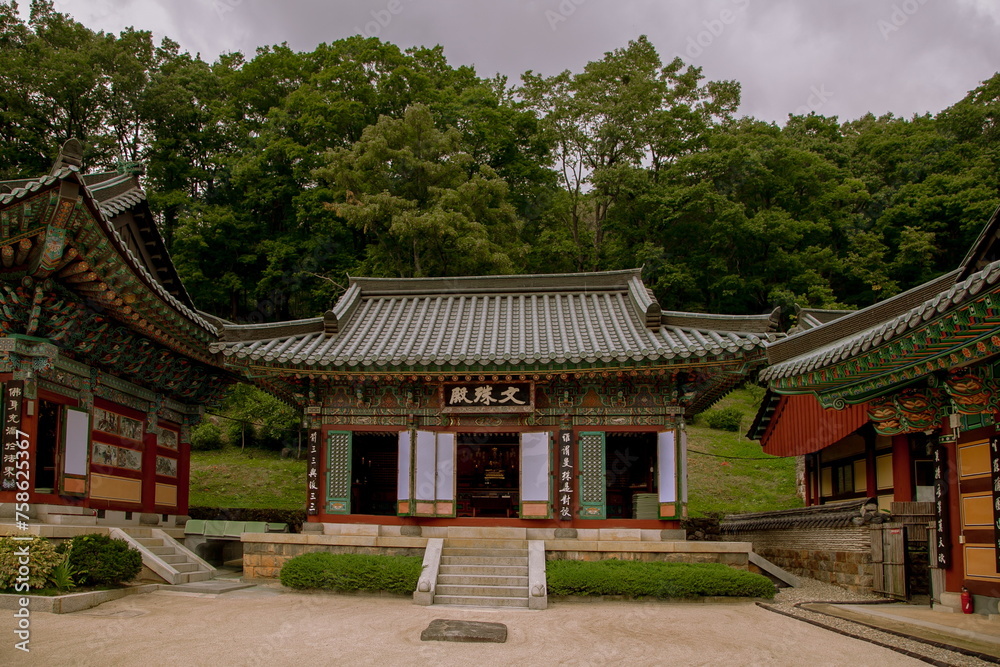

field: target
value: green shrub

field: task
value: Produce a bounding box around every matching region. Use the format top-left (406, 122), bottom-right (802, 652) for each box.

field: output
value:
top-left (190, 421), bottom-right (224, 451)
top-left (279, 552), bottom-right (422, 595)
top-left (48, 558), bottom-right (76, 591)
top-left (0, 535), bottom-right (63, 590)
top-left (66, 534), bottom-right (142, 586)
top-left (545, 559), bottom-right (774, 600)
top-left (704, 406), bottom-right (743, 432)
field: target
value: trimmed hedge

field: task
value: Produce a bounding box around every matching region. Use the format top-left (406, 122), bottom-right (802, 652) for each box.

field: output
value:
top-left (546, 559), bottom-right (775, 599)
top-left (279, 552), bottom-right (422, 595)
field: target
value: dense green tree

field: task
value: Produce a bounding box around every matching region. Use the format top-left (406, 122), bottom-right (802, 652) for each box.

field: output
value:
top-left (315, 104), bottom-right (524, 277)
top-left (1, 3), bottom-right (999, 324)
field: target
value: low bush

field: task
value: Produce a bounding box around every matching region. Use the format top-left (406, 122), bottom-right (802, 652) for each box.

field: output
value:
top-left (0, 535), bottom-right (63, 590)
top-left (545, 559), bottom-right (774, 600)
top-left (279, 552), bottom-right (422, 595)
top-left (66, 534), bottom-right (142, 586)
top-left (190, 421), bottom-right (224, 451)
top-left (704, 406), bottom-right (744, 432)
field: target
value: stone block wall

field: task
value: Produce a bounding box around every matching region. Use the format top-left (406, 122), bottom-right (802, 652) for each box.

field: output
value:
top-left (242, 535), bottom-right (425, 581)
top-left (723, 528), bottom-right (873, 594)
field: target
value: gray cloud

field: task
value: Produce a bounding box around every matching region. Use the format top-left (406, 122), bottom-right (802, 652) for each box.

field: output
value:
top-left (42, 0), bottom-right (1000, 123)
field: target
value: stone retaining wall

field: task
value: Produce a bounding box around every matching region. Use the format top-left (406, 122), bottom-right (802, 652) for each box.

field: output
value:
top-left (242, 533), bottom-right (425, 580)
top-left (241, 525), bottom-right (754, 581)
top-left (723, 528), bottom-right (873, 594)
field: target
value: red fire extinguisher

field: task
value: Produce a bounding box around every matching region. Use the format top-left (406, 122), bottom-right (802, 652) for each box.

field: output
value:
top-left (961, 587), bottom-right (974, 614)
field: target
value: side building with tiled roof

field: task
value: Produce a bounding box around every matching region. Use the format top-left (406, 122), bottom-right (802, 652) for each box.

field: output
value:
top-left (749, 202), bottom-right (1000, 611)
top-left (0, 140), bottom-right (232, 540)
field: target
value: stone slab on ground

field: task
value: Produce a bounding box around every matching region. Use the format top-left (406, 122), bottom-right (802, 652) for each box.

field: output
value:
top-left (170, 580), bottom-right (256, 594)
top-left (420, 619), bottom-right (507, 643)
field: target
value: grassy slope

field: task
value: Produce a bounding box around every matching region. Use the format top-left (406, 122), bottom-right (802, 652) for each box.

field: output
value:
top-left (188, 448), bottom-right (307, 509)
top-left (686, 387), bottom-right (802, 517)
top-left (188, 387), bottom-right (801, 516)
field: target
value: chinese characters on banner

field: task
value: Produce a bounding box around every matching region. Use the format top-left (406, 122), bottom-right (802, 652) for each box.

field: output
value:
top-left (441, 382), bottom-right (533, 413)
top-left (933, 442), bottom-right (951, 569)
top-left (0, 381), bottom-right (24, 492)
top-left (306, 429), bottom-right (321, 515)
top-left (990, 436), bottom-right (1000, 571)
top-left (557, 429), bottom-right (573, 520)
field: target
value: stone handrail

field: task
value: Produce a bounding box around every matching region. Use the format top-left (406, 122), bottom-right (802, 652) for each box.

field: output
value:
top-left (528, 540), bottom-right (547, 610)
top-left (413, 537), bottom-right (443, 606)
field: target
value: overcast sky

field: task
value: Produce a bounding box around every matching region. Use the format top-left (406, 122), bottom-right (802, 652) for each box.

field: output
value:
top-left (34, 0), bottom-right (1000, 123)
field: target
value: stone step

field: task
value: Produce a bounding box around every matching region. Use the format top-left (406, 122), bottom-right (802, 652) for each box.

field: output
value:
top-left (440, 555), bottom-right (527, 567)
top-left (133, 537), bottom-right (164, 547)
top-left (443, 538), bottom-right (528, 550)
top-left (433, 594), bottom-right (529, 608)
top-left (438, 574), bottom-right (528, 587)
top-left (147, 546), bottom-right (175, 556)
top-left (159, 554), bottom-right (186, 565)
top-left (172, 562), bottom-right (200, 573)
top-left (435, 583), bottom-right (528, 598)
top-left (47, 514), bottom-right (98, 525)
top-left (438, 564), bottom-right (528, 577)
top-left (441, 547), bottom-right (528, 558)
top-left (180, 570), bottom-right (213, 584)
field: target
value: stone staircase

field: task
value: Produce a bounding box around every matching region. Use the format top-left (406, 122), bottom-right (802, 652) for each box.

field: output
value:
top-left (433, 538), bottom-right (530, 608)
top-left (112, 528), bottom-right (216, 585)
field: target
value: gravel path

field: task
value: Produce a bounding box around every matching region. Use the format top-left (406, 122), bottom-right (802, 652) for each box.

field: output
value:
top-left (765, 578), bottom-right (996, 666)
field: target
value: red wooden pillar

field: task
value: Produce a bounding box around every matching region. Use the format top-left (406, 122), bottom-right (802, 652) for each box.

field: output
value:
top-left (177, 435), bottom-right (190, 515)
top-left (141, 430), bottom-right (157, 512)
top-left (891, 434), bottom-right (913, 502)
top-left (943, 431), bottom-right (963, 594)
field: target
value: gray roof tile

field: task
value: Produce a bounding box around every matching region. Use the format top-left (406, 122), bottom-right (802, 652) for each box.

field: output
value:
top-left (213, 271), bottom-right (769, 369)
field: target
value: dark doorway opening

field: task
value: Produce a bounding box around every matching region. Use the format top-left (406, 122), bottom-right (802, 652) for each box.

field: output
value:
top-left (457, 433), bottom-right (520, 517)
top-left (605, 433), bottom-right (657, 519)
top-left (351, 432), bottom-right (398, 515)
top-left (35, 400), bottom-right (60, 491)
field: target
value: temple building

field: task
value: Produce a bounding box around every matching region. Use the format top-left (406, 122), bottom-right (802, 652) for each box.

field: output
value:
top-left (750, 205), bottom-right (1000, 612)
top-left (213, 272), bottom-right (778, 529)
top-left (0, 141), bottom-right (231, 525)
top-left (0, 142), bottom-right (781, 536)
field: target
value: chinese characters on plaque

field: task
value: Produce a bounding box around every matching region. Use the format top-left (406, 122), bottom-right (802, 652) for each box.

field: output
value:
top-left (557, 429), bottom-right (573, 520)
top-left (306, 429), bottom-right (320, 515)
top-left (441, 382), bottom-right (533, 413)
top-left (0, 381), bottom-right (23, 491)
top-left (990, 436), bottom-right (1000, 571)
top-left (933, 442), bottom-right (951, 569)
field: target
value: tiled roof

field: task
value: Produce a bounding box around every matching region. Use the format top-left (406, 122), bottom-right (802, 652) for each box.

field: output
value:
top-left (760, 258), bottom-right (1000, 382)
top-left (211, 270), bottom-right (771, 369)
top-left (721, 497), bottom-right (879, 532)
top-left (0, 166), bottom-right (216, 335)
